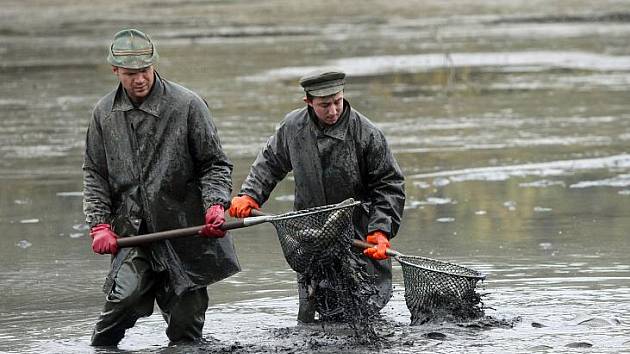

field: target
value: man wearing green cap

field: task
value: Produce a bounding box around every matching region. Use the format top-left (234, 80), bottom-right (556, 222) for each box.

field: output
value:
top-left (83, 28), bottom-right (239, 346)
top-left (229, 69), bottom-right (405, 323)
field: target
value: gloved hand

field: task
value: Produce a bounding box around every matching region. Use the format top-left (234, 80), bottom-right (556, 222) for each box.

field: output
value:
top-left (228, 195), bottom-right (260, 218)
top-left (363, 231), bottom-right (390, 260)
top-left (90, 224), bottom-right (119, 255)
top-left (200, 204), bottom-right (226, 238)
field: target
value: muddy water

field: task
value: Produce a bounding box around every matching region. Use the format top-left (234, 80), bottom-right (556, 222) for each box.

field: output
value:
top-left (1, 0), bottom-right (630, 353)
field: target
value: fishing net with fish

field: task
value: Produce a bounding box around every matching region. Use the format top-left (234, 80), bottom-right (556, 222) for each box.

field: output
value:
top-left (268, 199), bottom-right (361, 274)
top-left (260, 199), bottom-right (383, 341)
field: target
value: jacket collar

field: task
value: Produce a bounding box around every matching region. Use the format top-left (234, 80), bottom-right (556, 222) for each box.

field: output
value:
top-left (307, 99), bottom-right (351, 141)
top-left (111, 72), bottom-right (163, 117)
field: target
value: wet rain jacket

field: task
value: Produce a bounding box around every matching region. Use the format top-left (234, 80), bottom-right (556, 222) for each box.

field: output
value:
top-left (240, 100), bottom-right (405, 304)
top-left (83, 74), bottom-right (240, 301)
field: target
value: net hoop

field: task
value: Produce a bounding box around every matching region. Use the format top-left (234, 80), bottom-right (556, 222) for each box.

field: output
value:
top-left (271, 200), bottom-right (361, 221)
top-left (396, 255), bottom-right (485, 280)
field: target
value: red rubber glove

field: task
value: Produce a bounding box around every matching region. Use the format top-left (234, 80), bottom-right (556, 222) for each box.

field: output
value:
top-left (200, 204), bottom-right (226, 238)
top-left (228, 195), bottom-right (260, 218)
top-left (363, 231), bottom-right (390, 260)
top-left (90, 224), bottom-right (119, 255)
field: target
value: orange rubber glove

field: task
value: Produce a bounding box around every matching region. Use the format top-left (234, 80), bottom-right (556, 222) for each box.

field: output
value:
top-left (363, 231), bottom-right (390, 260)
top-left (200, 204), bottom-right (226, 238)
top-left (90, 224), bottom-right (119, 255)
top-left (228, 195), bottom-right (260, 218)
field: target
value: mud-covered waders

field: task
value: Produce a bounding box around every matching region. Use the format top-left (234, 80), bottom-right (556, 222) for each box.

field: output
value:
top-left (91, 247), bottom-right (208, 346)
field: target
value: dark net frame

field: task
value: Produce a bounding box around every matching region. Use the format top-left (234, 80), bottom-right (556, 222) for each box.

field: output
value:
top-left (268, 199), bottom-right (361, 274)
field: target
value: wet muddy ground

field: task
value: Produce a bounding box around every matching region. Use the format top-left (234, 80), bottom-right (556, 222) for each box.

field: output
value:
top-left (2, 0), bottom-right (630, 353)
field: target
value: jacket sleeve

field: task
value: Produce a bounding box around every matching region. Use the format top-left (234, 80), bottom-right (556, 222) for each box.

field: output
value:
top-left (82, 109), bottom-right (113, 227)
top-left (188, 97), bottom-right (233, 210)
top-left (364, 129), bottom-right (405, 238)
top-left (239, 122), bottom-right (292, 205)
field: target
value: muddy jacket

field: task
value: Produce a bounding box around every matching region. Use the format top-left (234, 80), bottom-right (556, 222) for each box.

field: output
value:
top-left (240, 100), bottom-right (405, 303)
top-left (83, 74), bottom-right (240, 299)
top-left (242, 100), bottom-right (404, 236)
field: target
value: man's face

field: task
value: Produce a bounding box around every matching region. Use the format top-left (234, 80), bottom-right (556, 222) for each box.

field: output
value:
top-left (305, 91), bottom-right (344, 126)
top-left (112, 65), bottom-right (155, 103)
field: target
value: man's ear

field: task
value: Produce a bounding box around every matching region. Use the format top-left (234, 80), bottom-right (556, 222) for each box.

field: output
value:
top-left (111, 66), bottom-right (118, 75)
top-left (303, 96), bottom-right (312, 105)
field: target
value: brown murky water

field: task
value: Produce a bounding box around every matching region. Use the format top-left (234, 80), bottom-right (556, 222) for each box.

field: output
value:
top-left (1, 1), bottom-right (630, 353)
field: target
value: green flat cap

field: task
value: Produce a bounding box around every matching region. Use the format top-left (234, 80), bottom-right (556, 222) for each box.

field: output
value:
top-left (107, 29), bottom-right (158, 69)
top-left (299, 69), bottom-right (345, 97)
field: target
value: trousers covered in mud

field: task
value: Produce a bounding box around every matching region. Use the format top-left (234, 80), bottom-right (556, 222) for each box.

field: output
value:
top-left (91, 247), bottom-right (209, 345)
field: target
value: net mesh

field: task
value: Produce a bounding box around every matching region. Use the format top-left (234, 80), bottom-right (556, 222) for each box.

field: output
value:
top-left (397, 255), bottom-right (485, 325)
top-left (269, 200), bottom-right (360, 274)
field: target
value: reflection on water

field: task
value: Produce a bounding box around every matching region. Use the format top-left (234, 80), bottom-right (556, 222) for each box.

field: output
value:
top-left (1, 1), bottom-right (630, 353)
top-left (249, 51), bottom-right (630, 82)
